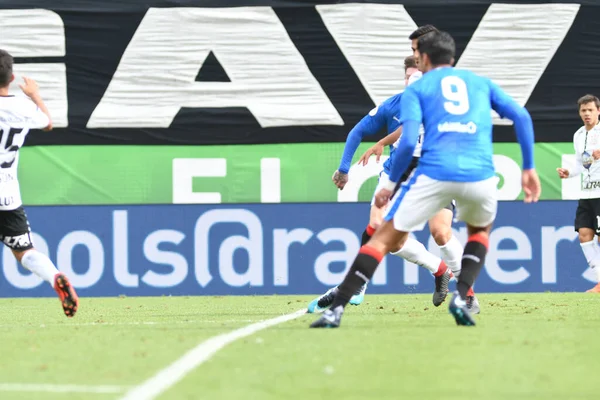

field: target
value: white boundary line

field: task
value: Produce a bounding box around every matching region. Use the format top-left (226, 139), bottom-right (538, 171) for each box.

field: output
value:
top-left (119, 309), bottom-right (307, 400)
top-left (0, 383), bottom-right (129, 393)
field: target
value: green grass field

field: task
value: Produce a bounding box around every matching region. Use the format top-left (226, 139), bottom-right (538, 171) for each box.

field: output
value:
top-left (1, 293), bottom-right (598, 400)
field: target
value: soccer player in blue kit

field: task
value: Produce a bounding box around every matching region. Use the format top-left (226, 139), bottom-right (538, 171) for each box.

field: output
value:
top-left (307, 54), bottom-right (472, 313)
top-left (310, 30), bottom-right (541, 328)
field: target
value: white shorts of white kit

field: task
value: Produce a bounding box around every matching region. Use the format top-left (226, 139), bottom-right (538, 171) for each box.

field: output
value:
top-left (383, 171), bottom-right (498, 232)
top-left (370, 171), bottom-right (390, 207)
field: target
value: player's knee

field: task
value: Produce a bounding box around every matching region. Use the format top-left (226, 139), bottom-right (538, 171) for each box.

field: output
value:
top-left (369, 220), bottom-right (381, 230)
top-left (431, 226), bottom-right (451, 246)
top-left (578, 230), bottom-right (595, 243)
top-left (12, 247), bottom-right (34, 263)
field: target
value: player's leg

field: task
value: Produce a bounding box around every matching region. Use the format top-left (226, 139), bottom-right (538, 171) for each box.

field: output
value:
top-left (447, 223), bottom-right (490, 326)
top-left (390, 235), bottom-right (450, 306)
top-left (576, 199), bottom-right (600, 292)
top-left (13, 248), bottom-right (79, 317)
top-left (362, 204), bottom-right (384, 243)
top-left (383, 165), bottom-right (452, 305)
top-left (348, 204), bottom-right (386, 304)
top-left (428, 205), bottom-right (462, 276)
top-left (309, 220), bottom-right (407, 327)
top-left (310, 173), bottom-right (451, 328)
top-left (447, 177), bottom-right (497, 326)
top-left (307, 170), bottom-right (398, 313)
top-left (306, 203), bottom-right (383, 313)
top-left (0, 207), bottom-right (79, 317)
top-left (428, 204), bottom-right (480, 313)
top-left (425, 206), bottom-right (459, 306)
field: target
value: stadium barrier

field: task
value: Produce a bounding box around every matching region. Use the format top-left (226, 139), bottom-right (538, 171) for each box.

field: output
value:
top-left (1, 201), bottom-right (589, 297)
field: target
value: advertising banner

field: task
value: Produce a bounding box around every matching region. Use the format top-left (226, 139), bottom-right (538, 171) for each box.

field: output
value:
top-left (1, 201), bottom-right (590, 297)
top-left (19, 143), bottom-right (579, 205)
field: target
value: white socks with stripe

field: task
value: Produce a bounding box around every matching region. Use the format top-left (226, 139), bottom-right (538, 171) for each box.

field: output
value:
top-left (581, 241), bottom-right (600, 282)
top-left (21, 250), bottom-right (60, 285)
top-left (391, 237), bottom-right (442, 274)
top-left (438, 235), bottom-right (463, 278)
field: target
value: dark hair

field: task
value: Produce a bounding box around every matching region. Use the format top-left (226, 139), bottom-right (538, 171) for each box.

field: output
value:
top-left (408, 25), bottom-right (438, 40)
top-left (577, 94), bottom-right (600, 109)
top-left (404, 55), bottom-right (417, 71)
top-left (0, 50), bottom-right (13, 87)
top-left (416, 31), bottom-right (455, 66)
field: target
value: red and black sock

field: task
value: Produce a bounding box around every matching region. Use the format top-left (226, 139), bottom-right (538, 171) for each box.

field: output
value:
top-left (433, 261), bottom-right (448, 278)
top-left (360, 225), bottom-right (376, 246)
top-left (457, 233), bottom-right (489, 299)
top-left (331, 245), bottom-right (383, 309)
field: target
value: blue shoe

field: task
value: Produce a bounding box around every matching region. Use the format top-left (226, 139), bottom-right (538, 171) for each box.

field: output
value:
top-left (448, 291), bottom-right (476, 326)
top-left (307, 287), bottom-right (337, 313)
top-left (349, 283), bottom-right (367, 306)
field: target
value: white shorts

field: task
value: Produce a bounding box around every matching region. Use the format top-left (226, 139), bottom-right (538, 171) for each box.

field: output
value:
top-left (370, 171), bottom-right (389, 206)
top-left (384, 172), bottom-right (498, 232)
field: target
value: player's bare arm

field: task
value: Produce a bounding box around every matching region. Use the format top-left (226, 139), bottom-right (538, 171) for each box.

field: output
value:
top-left (19, 77), bottom-right (52, 131)
top-left (522, 169), bottom-right (541, 203)
top-left (358, 126), bottom-right (402, 166)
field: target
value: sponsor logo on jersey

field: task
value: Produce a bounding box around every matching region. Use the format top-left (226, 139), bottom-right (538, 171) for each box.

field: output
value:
top-left (438, 121), bottom-right (477, 134)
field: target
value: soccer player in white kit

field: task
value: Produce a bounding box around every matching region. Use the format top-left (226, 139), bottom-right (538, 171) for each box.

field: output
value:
top-left (0, 49), bottom-right (79, 317)
top-left (557, 94), bottom-right (600, 293)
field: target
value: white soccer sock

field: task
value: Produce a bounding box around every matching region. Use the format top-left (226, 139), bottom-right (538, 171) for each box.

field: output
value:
top-left (581, 241), bottom-right (600, 282)
top-left (438, 235), bottom-right (463, 278)
top-left (21, 250), bottom-right (60, 285)
top-left (392, 237), bottom-right (441, 274)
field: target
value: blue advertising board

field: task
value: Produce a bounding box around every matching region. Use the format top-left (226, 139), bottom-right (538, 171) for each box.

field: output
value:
top-left (0, 201), bottom-right (591, 297)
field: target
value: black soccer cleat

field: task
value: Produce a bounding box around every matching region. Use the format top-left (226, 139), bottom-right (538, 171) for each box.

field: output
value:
top-left (309, 306), bottom-right (344, 328)
top-left (307, 287), bottom-right (338, 313)
top-left (433, 268), bottom-right (452, 306)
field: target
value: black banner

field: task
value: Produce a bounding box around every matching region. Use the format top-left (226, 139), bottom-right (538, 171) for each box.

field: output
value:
top-left (0, 0), bottom-right (596, 145)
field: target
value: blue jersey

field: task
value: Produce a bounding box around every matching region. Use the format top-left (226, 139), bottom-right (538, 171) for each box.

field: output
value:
top-left (338, 93), bottom-right (402, 174)
top-left (390, 67), bottom-right (535, 183)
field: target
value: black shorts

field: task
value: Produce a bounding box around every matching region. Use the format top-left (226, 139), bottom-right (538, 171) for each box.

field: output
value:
top-left (392, 157), bottom-right (454, 211)
top-left (575, 198), bottom-right (600, 234)
top-left (0, 206), bottom-right (34, 251)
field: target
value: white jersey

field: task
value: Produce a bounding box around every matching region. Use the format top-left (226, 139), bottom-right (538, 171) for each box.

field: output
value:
top-left (393, 71), bottom-right (424, 157)
top-left (392, 124), bottom-right (424, 157)
top-left (568, 123), bottom-right (600, 199)
top-left (0, 95), bottom-right (49, 210)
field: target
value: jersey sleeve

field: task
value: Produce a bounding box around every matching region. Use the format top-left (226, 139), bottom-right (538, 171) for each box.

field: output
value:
top-left (338, 103), bottom-right (388, 174)
top-left (569, 132), bottom-right (583, 178)
top-left (398, 86), bottom-right (422, 124)
top-left (488, 80), bottom-right (535, 170)
top-left (388, 89), bottom-right (422, 183)
top-left (22, 98), bottom-right (50, 129)
top-left (488, 80), bottom-right (517, 120)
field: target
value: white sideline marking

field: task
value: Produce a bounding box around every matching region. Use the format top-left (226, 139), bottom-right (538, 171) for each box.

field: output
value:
top-left (0, 383), bottom-right (129, 393)
top-left (119, 309), bottom-right (307, 400)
